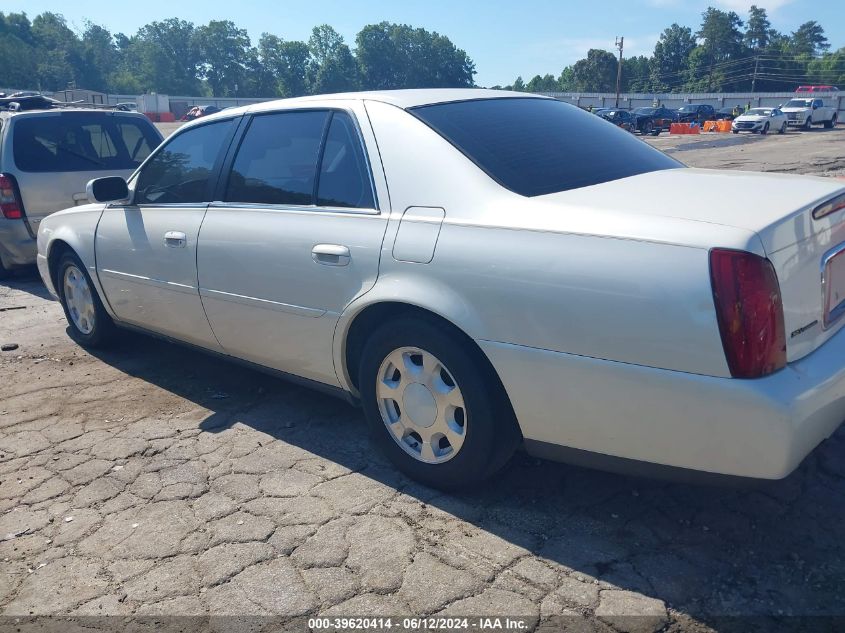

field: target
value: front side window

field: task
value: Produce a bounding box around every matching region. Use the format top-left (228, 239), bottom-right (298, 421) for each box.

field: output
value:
top-left (411, 98), bottom-right (682, 197)
top-left (134, 119), bottom-right (234, 205)
top-left (13, 113), bottom-right (161, 173)
top-left (226, 111), bottom-right (329, 206)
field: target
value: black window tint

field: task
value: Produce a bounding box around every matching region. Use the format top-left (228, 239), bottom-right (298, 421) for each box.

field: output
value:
top-left (226, 111), bottom-right (329, 206)
top-left (411, 98), bottom-right (682, 197)
top-left (13, 113), bottom-right (161, 173)
top-left (316, 112), bottom-right (375, 209)
top-left (135, 119), bottom-right (234, 205)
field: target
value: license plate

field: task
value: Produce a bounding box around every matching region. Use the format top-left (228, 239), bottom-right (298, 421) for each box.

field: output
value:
top-left (822, 247), bottom-right (845, 328)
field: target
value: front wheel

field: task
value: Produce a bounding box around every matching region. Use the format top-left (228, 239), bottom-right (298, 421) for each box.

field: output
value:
top-left (57, 252), bottom-right (116, 348)
top-left (804, 118), bottom-right (812, 130)
top-left (359, 317), bottom-right (520, 489)
top-left (779, 122), bottom-right (787, 134)
top-left (761, 123), bottom-right (769, 135)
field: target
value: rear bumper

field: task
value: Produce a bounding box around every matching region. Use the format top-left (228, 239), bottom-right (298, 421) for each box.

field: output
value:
top-left (481, 331), bottom-right (845, 480)
top-left (0, 219), bottom-right (36, 268)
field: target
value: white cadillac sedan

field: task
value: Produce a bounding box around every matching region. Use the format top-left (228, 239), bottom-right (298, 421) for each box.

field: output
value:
top-left (36, 89), bottom-right (845, 488)
top-left (731, 107), bottom-right (788, 134)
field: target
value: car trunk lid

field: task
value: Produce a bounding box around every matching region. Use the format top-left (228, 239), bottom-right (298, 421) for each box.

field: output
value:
top-left (537, 168), bottom-right (845, 362)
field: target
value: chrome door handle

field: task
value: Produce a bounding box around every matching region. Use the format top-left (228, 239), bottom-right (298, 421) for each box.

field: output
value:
top-left (311, 244), bottom-right (350, 266)
top-left (164, 231), bottom-right (187, 248)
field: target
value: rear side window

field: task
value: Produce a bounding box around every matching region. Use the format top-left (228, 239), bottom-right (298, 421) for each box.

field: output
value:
top-left (12, 113), bottom-right (161, 173)
top-left (317, 112), bottom-right (375, 209)
top-left (226, 111), bottom-right (329, 206)
top-left (411, 98), bottom-right (682, 197)
top-left (134, 118), bottom-right (234, 205)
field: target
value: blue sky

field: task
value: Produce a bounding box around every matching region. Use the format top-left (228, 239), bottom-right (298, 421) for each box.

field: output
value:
top-left (4, 0), bottom-right (843, 86)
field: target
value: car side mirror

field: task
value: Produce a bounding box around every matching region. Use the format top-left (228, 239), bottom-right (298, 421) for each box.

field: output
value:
top-left (87, 177), bottom-right (129, 204)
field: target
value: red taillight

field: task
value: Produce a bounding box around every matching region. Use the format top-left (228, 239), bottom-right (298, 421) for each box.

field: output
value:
top-left (0, 173), bottom-right (23, 219)
top-left (710, 248), bottom-right (786, 378)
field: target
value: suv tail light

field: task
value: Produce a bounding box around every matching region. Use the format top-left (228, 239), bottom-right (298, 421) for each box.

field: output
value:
top-left (0, 173), bottom-right (24, 219)
top-left (710, 248), bottom-right (786, 378)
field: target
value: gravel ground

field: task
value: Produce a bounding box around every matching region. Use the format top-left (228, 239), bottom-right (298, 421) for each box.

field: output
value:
top-left (1, 125), bottom-right (845, 632)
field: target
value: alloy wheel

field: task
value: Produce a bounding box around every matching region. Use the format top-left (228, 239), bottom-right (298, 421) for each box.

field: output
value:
top-left (63, 265), bottom-right (96, 335)
top-left (376, 346), bottom-right (467, 464)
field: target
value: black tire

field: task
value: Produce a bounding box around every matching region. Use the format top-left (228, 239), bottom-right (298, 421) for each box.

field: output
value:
top-left (640, 121), bottom-right (653, 136)
top-left (56, 251), bottom-right (116, 348)
top-left (803, 117), bottom-right (812, 130)
top-left (761, 123), bottom-right (769, 135)
top-left (0, 259), bottom-right (12, 280)
top-left (358, 316), bottom-right (520, 489)
top-left (824, 115), bottom-right (836, 129)
top-left (732, 130), bottom-right (739, 134)
top-left (779, 122), bottom-right (787, 134)
top-left (651, 127), bottom-right (661, 137)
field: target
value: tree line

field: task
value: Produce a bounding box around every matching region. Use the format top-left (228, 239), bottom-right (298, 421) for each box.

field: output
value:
top-left (501, 6), bottom-right (843, 94)
top-left (0, 13), bottom-right (474, 96)
top-left (0, 6), bottom-right (842, 98)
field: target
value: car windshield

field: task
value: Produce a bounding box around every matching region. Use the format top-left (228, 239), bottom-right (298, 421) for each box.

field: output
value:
top-left (13, 112), bottom-right (161, 173)
top-left (746, 109), bottom-right (772, 116)
top-left (785, 99), bottom-right (813, 108)
top-left (410, 97), bottom-right (682, 197)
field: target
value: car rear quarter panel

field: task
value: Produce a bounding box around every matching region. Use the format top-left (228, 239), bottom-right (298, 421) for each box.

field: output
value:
top-left (344, 100), bottom-right (734, 389)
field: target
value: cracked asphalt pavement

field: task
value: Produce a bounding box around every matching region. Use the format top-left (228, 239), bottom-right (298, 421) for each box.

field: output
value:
top-left (2, 127), bottom-right (845, 632)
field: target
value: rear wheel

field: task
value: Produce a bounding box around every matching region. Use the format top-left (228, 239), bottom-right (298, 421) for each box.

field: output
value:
top-left (0, 259), bottom-right (11, 280)
top-left (57, 252), bottom-right (116, 348)
top-left (825, 114), bottom-right (837, 129)
top-left (641, 121), bottom-right (653, 136)
top-left (359, 317), bottom-right (520, 489)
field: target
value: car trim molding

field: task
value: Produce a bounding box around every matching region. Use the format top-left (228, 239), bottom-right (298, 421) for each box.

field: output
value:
top-left (198, 287), bottom-right (325, 318)
top-left (99, 268), bottom-right (197, 295)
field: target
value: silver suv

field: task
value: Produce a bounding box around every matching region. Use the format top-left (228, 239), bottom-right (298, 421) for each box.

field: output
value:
top-left (0, 100), bottom-right (163, 277)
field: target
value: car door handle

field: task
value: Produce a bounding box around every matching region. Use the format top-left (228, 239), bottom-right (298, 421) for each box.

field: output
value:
top-left (311, 244), bottom-right (350, 266)
top-left (164, 231), bottom-right (187, 248)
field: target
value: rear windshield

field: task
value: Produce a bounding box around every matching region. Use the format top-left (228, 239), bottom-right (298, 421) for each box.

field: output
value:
top-left (410, 98), bottom-right (681, 197)
top-left (785, 100), bottom-right (812, 108)
top-left (13, 112), bottom-right (161, 173)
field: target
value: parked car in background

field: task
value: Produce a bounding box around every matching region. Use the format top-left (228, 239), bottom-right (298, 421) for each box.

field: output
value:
top-left (115, 102), bottom-right (138, 112)
top-left (35, 89), bottom-right (845, 488)
top-left (716, 107), bottom-right (742, 121)
top-left (675, 104), bottom-right (715, 124)
top-left (731, 107), bottom-right (788, 135)
top-left (781, 98), bottom-right (838, 129)
top-left (632, 106), bottom-right (675, 135)
top-left (0, 96), bottom-right (163, 278)
top-left (181, 105), bottom-right (221, 121)
top-left (796, 85), bottom-right (839, 93)
top-left (598, 108), bottom-right (637, 133)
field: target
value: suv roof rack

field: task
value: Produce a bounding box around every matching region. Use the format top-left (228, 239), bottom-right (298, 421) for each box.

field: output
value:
top-left (0, 95), bottom-right (123, 112)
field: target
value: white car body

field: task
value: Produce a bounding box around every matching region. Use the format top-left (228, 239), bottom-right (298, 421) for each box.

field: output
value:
top-left (731, 108), bottom-right (787, 134)
top-left (36, 89), bottom-right (845, 481)
top-left (781, 98), bottom-right (838, 128)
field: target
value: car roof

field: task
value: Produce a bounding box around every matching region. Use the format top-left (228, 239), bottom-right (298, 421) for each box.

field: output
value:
top-left (0, 107), bottom-right (149, 119)
top-left (194, 88), bottom-right (545, 125)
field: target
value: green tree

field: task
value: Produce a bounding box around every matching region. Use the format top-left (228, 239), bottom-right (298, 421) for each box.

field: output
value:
top-left (511, 76), bottom-right (526, 92)
top-left (525, 74), bottom-right (558, 92)
top-left (571, 49), bottom-right (618, 92)
top-left (78, 22), bottom-right (118, 92)
top-left (744, 5), bottom-right (771, 51)
top-left (30, 12), bottom-right (81, 90)
top-left (791, 21), bottom-right (829, 57)
top-left (308, 25), bottom-right (359, 94)
top-left (257, 34), bottom-right (310, 97)
top-left (649, 24), bottom-right (696, 91)
top-left (689, 7), bottom-right (748, 91)
top-left (355, 22), bottom-right (474, 89)
top-left (195, 20), bottom-right (252, 96)
top-left (125, 19), bottom-right (202, 94)
top-left (0, 12), bottom-right (37, 89)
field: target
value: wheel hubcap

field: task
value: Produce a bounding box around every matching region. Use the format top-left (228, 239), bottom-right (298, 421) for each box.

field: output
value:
top-left (63, 265), bottom-right (95, 335)
top-left (376, 347), bottom-right (466, 464)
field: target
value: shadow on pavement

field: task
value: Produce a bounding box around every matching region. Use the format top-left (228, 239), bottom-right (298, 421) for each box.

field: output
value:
top-left (88, 329), bottom-right (845, 632)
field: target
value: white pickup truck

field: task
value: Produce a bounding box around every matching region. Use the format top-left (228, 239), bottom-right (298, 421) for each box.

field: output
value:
top-left (781, 97), bottom-right (839, 129)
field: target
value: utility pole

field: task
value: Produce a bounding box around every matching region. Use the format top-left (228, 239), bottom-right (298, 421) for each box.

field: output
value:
top-left (751, 55), bottom-right (759, 93)
top-left (615, 36), bottom-right (624, 108)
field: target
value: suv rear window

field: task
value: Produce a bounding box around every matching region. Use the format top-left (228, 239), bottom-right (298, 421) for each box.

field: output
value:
top-left (12, 112), bottom-right (161, 173)
top-left (411, 98), bottom-right (681, 197)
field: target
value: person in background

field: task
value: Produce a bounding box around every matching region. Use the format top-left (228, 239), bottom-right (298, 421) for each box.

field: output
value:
top-left (733, 104), bottom-right (741, 118)
top-left (745, 101), bottom-right (752, 112)
top-left (587, 104), bottom-right (593, 113)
